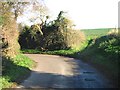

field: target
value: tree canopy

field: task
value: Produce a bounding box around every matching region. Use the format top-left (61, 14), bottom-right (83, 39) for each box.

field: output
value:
top-left (19, 11), bottom-right (85, 50)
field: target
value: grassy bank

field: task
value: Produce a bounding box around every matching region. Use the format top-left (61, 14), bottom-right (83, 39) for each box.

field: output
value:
top-left (1, 54), bottom-right (36, 89)
top-left (80, 29), bottom-right (119, 85)
top-left (79, 34), bottom-right (119, 86)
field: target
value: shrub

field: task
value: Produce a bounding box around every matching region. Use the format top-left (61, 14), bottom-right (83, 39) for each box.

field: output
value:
top-left (98, 35), bottom-right (120, 55)
top-left (108, 28), bottom-right (118, 36)
top-left (19, 11), bottom-right (85, 50)
top-left (42, 29), bottom-right (85, 50)
top-left (18, 25), bottom-right (43, 49)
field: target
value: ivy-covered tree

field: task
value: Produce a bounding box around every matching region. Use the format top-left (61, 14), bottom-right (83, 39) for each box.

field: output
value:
top-left (0, 0), bottom-right (29, 57)
top-left (0, 2), bottom-right (20, 57)
top-left (42, 11), bottom-right (85, 50)
top-left (19, 11), bottom-right (85, 50)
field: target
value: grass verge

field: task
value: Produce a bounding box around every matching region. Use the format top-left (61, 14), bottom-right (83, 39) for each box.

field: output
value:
top-left (79, 35), bottom-right (119, 87)
top-left (1, 54), bottom-right (36, 89)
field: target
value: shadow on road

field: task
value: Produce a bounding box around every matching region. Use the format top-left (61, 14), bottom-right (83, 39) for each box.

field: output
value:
top-left (19, 70), bottom-right (115, 88)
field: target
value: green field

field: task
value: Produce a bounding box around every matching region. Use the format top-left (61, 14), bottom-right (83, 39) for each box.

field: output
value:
top-left (81, 28), bottom-right (112, 39)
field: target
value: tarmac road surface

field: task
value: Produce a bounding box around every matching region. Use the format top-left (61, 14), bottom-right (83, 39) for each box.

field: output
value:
top-left (17, 54), bottom-right (114, 88)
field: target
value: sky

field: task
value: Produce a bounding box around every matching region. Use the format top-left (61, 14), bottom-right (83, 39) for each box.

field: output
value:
top-left (18, 0), bottom-right (119, 29)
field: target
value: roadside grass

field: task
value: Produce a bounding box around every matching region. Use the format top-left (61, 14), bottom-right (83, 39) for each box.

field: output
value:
top-left (21, 49), bottom-right (79, 57)
top-left (1, 54), bottom-right (36, 89)
top-left (21, 40), bottom-right (88, 57)
top-left (77, 34), bottom-right (119, 87)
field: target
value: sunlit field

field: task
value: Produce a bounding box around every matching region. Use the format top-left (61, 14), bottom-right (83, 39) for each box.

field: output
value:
top-left (81, 28), bottom-right (112, 39)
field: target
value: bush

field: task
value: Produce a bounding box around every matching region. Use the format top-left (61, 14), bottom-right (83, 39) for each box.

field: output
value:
top-left (19, 11), bottom-right (85, 50)
top-left (18, 25), bottom-right (43, 49)
top-left (79, 34), bottom-right (119, 87)
top-left (43, 29), bottom-right (85, 50)
top-left (96, 35), bottom-right (120, 55)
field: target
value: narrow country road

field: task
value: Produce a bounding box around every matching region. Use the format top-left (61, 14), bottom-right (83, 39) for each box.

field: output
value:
top-left (18, 54), bottom-right (113, 88)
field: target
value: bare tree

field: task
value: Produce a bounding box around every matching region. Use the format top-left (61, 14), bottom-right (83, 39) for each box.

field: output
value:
top-left (30, 0), bottom-right (49, 27)
top-left (1, 0), bottom-right (29, 20)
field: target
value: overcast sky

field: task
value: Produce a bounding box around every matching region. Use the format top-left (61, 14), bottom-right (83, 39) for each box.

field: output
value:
top-left (18, 0), bottom-right (119, 29)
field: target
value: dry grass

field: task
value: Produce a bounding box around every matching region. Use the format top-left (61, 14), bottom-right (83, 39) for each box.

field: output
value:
top-left (108, 28), bottom-right (119, 36)
top-left (65, 30), bottom-right (85, 49)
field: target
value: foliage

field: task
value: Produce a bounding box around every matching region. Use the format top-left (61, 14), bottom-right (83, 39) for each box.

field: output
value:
top-left (0, 2), bottom-right (20, 57)
top-left (42, 29), bottom-right (85, 50)
top-left (98, 35), bottom-right (120, 54)
top-left (19, 25), bottom-right (43, 49)
top-left (108, 28), bottom-right (118, 36)
top-left (21, 49), bottom-right (43, 54)
top-left (0, 2), bottom-right (35, 88)
top-left (1, 54), bottom-right (36, 88)
top-left (80, 34), bottom-right (119, 61)
top-left (43, 11), bottom-right (84, 50)
top-left (19, 11), bottom-right (85, 50)
top-left (42, 11), bottom-right (85, 50)
top-left (78, 34), bottom-right (119, 86)
top-left (21, 41), bottom-right (87, 57)
top-left (0, 15), bottom-right (4, 25)
top-left (79, 29), bottom-right (119, 87)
